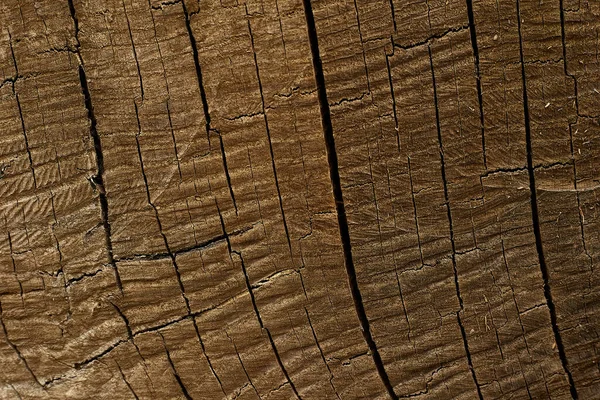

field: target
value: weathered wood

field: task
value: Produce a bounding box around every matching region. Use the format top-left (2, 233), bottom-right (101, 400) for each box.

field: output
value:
top-left (0, 0), bottom-right (599, 398)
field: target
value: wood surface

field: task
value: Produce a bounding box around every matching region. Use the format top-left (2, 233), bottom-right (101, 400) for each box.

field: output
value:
top-left (1, 0), bottom-right (599, 398)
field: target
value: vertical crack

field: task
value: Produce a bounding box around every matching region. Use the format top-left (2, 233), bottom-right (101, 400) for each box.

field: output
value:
top-left (210, 128), bottom-right (238, 217)
top-left (134, 104), bottom-right (186, 305)
top-left (116, 362), bottom-right (140, 400)
top-left (9, 384), bottom-right (23, 400)
top-left (234, 249), bottom-right (301, 399)
top-left (388, 0), bottom-right (397, 32)
top-left (215, 204), bottom-right (301, 399)
top-left (407, 157), bottom-right (425, 266)
top-left (166, 101), bottom-right (183, 182)
top-left (465, 0), bottom-right (487, 168)
top-left (50, 192), bottom-right (74, 327)
top-left (67, 0), bottom-right (122, 293)
top-left (133, 104), bottom-right (227, 396)
top-left (159, 333), bottom-right (193, 400)
top-left (111, 301), bottom-right (157, 397)
top-left (225, 331), bottom-right (261, 398)
top-left (301, 1), bottom-right (397, 399)
top-left (428, 45), bottom-right (483, 399)
top-left (352, 0), bottom-right (371, 93)
top-left (8, 32), bottom-right (37, 188)
top-left (501, 239), bottom-right (533, 360)
top-left (111, 302), bottom-right (135, 344)
top-left (246, 10), bottom-right (293, 256)
top-left (394, 270), bottom-right (412, 342)
top-left (559, 0), bottom-right (593, 280)
top-left (122, 0), bottom-right (144, 101)
top-left (0, 302), bottom-right (43, 388)
top-left (558, 0), bottom-right (579, 114)
top-left (180, 2), bottom-right (237, 214)
top-left (180, 1), bottom-right (210, 135)
top-left (15, 94), bottom-right (37, 189)
top-left (515, 1), bottom-right (578, 397)
top-left (6, 231), bottom-right (24, 303)
top-left (385, 48), bottom-right (401, 153)
top-left (304, 307), bottom-right (341, 400)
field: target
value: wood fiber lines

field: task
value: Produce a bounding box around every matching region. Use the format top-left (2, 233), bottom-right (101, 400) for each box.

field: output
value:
top-left (0, 0), bottom-right (599, 399)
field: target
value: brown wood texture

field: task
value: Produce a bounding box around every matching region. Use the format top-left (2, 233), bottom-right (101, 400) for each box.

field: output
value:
top-left (1, 0), bottom-right (599, 398)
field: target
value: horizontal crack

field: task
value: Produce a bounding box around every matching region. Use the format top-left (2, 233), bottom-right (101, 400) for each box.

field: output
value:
top-left (114, 223), bottom-right (257, 263)
top-left (393, 25), bottom-right (468, 50)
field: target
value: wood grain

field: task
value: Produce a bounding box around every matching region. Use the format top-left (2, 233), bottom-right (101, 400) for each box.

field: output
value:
top-left (0, 0), bottom-right (599, 398)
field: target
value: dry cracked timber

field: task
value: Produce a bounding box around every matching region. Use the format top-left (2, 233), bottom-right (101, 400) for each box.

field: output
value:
top-left (0, 0), bottom-right (600, 399)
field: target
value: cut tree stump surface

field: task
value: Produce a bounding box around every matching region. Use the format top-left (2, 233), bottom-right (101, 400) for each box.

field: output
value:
top-left (0, 0), bottom-right (599, 399)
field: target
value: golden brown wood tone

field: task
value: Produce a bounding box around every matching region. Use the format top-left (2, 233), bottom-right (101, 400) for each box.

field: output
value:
top-left (0, 0), bottom-right (599, 398)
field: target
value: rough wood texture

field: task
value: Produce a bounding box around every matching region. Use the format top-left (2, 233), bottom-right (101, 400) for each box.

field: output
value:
top-left (1, 0), bottom-right (599, 398)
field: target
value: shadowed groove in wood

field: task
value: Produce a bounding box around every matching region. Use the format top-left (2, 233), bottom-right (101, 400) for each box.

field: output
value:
top-left (122, 0), bottom-right (143, 101)
top-left (160, 332), bottom-right (193, 400)
top-left (68, 0), bottom-right (123, 293)
top-left (6, 231), bottom-right (24, 301)
top-left (235, 249), bottom-right (302, 400)
top-left (216, 208), bottom-right (302, 399)
top-left (559, 0), bottom-right (594, 290)
top-left (133, 102), bottom-right (228, 396)
top-left (465, 0), bottom-right (486, 169)
top-left (304, 307), bottom-right (342, 400)
top-left (0, 301), bottom-right (43, 388)
top-left (558, 0), bottom-right (580, 114)
top-left (181, 0), bottom-right (238, 214)
top-left (2, 0), bottom-right (600, 397)
top-left (516, 0), bottom-right (578, 397)
top-left (302, 0), bottom-right (398, 398)
top-left (225, 330), bottom-right (261, 398)
top-left (116, 362), bottom-right (140, 400)
top-left (7, 31), bottom-right (37, 189)
top-left (385, 50), bottom-right (401, 153)
top-left (246, 8), bottom-right (294, 256)
top-left (428, 45), bottom-right (483, 400)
